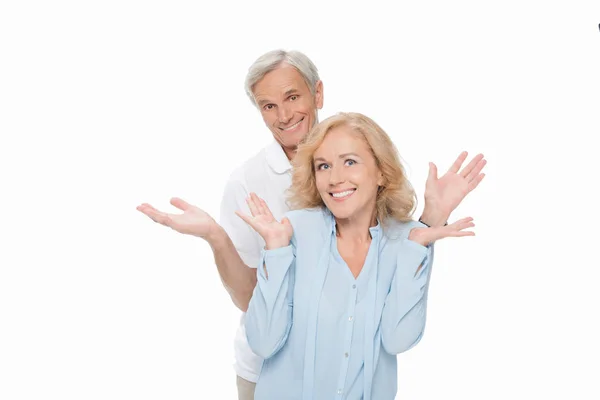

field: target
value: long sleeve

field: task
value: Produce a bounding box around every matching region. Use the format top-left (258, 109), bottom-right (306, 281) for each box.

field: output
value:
top-left (245, 245), bottom-right (295, 359)
top-left (381, 239), bottom-right (434, 355)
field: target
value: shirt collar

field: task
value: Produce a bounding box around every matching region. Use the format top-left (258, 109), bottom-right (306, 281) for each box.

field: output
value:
top-left (325, 207), bottom-right (382, 237)
top-left (265, 141), bottom-right (292, 174)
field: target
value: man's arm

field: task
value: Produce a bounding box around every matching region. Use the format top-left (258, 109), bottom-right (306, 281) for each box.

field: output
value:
top-left (207, 225), bottom-right (257, 312)
top-left (215, 177), bottom-right (264, 312)
top-left (136, 176), bottom-right (263, 312)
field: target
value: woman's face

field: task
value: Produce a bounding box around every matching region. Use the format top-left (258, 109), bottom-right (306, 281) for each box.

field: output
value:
top-left (313, 126), bottom-right (383, 222)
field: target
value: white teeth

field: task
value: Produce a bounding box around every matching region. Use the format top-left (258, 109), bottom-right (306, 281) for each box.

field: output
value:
top-left (332, 190), bottom-right (355, 198)
top-left (283, 119), bottom-right (302, 131)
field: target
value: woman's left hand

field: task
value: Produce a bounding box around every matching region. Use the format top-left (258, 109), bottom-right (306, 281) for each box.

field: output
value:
top-left (408, 217), bottom-right (475, 246)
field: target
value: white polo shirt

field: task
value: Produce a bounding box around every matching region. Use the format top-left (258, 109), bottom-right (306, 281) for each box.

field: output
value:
top-left (218, 140), bottom-right (292, 383)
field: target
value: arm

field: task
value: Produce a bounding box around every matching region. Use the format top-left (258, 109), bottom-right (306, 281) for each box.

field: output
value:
top-left (380, 217), bottom-right (475, 354)
top-left (213, 178), bottom-right (263, 312)
top-left (136, 179), bottom-right (262, 312)
top-left (245, 245), bottom-right (295, 359)
top-left (206, 225), bottom-right (257, 312)
top-left (380, 239), bottom-right (433, 355)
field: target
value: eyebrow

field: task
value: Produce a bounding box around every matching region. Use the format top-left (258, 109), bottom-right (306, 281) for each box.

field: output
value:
top-left (339, 153), bottom-right (360, 159)
top-left (256, 98), bottom-right (271, 107)
top-left (313, 153), bottom-right (360, 163)
top-left (256, 89), bottom-right (299, 107)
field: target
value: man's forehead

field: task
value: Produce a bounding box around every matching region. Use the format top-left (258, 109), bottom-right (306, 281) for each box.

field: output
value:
top-left (253, 66), bottom-right (308, 101)
top-left (254, 82), bottom-right (303, 102)
top-left (255, 84), bottom-right (300, 100)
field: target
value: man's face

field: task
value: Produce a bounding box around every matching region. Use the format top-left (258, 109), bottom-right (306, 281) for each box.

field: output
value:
top-left (252, 64), bottom-right (323, 160)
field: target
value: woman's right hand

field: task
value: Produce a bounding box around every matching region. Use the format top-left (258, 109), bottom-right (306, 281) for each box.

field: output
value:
top-left (236, 193), bottom-right (293, 250)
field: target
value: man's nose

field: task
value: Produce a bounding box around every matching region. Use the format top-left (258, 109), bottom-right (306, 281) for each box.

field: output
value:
top-left (277, 104), bottom-right (293, 124)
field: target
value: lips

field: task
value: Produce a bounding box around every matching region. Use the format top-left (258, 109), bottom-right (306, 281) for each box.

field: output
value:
top-left (280, 117), bottom-right (304, 131)
top-left (330, 189), bottom-right (356, 200)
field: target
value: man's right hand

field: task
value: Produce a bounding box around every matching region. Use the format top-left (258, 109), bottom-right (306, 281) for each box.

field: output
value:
top-left (137, 197), bottom-right (218, 240)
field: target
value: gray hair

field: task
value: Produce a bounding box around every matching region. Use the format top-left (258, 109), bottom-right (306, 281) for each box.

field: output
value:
top-left (244, 49), bottom-right (320, 107)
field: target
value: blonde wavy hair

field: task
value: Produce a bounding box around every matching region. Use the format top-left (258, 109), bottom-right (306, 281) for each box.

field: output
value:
top-left (286, 112), bottom-right (417, 224)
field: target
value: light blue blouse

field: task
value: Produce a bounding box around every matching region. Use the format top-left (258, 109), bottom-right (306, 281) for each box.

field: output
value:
top-left (245, 208), bottom-right (434, 400)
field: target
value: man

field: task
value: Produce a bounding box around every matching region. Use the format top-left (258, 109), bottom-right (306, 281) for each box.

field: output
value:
top-left (137, 49), bottom-right (486, 399)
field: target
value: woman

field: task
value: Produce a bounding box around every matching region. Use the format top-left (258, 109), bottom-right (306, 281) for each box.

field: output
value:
top-left (236, 112), bottom-right (475, 400)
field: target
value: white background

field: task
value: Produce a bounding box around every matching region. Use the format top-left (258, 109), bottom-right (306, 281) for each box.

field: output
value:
top-left (1, 0), bottom-right (599, 399)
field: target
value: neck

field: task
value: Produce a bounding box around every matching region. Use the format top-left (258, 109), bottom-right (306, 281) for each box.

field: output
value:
top-left (283, 146), bottom-right (296, 161)
top-left (334, 208), bottom-right (378, 243)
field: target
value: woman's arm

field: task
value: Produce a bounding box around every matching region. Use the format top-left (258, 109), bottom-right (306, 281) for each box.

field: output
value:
top-left (380, 240), bottom-right (433, 355)
top-left (245, 245), bottom-right (295, 359)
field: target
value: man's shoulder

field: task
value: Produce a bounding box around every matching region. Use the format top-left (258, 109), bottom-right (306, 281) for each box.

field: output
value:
top-left (226, 145), bottom-right (270, 185)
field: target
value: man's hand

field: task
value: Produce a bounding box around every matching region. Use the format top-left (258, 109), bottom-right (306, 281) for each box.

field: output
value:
top-left (137, 197), bottom-right (218, 240)
top-left (420, 151), bottom-right (486, 227)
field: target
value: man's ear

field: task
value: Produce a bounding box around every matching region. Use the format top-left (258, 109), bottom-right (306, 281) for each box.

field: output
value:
top-left (314, 80), bottom-right (324, 109)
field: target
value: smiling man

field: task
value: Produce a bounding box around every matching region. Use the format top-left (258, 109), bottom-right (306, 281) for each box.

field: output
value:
top-left (137, 49), bottom-right (487, 399)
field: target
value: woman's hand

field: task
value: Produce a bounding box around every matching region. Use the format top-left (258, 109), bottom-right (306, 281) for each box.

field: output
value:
top-left (408, 217), bottom-right (475, 247)
top-left (235, 193), bottom-right (293, 250)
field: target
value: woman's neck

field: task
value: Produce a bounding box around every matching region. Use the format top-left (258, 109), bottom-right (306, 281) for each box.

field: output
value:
top-left (334, 209), bottom-right (378, 243)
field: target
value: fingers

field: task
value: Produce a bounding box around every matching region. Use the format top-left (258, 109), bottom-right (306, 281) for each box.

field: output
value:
top-left (259, 197), bottom-right (275, 220)
top-left (246, 193), bottom-right (261, 217)
top-left (448, 151), bottom-right (468, 174)
top-left (235, 210), bottom-right (253, 227)
top-left (452, 217), bottom-right (475, 229)
top-left (446, 217), bottom-right (475, 236)
top-left (427, 162), bottom-right (438, 183)
top-left (252, 193), bottom-right (267, 216)
top-left (248, 192), bottom-right (273, 219)
top-left (451, 231), bottom-right (476, 237)
top-left (460, 153), bottom-right (484, 178)
top-left (467, 173), bottom-right (486, 192)
top-left (136, 204), bottom-right (172, 226)
top-left (170, 197), bottom-right (192, 211)
top-left (464, 156), bottom-right (486, 181)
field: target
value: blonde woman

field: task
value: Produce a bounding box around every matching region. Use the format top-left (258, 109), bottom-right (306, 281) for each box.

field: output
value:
top-left (236, 112), bottom-right (478, 400)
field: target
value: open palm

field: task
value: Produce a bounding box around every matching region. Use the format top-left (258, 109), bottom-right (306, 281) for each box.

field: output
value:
top-left (425, 151), bottom-right (486, 218)
top-left (409, 217), bottom-right (476, 246)
top-left (136, 197), bottom-right (217, 239)
top-left (235, 193), bottom-right (292, 250)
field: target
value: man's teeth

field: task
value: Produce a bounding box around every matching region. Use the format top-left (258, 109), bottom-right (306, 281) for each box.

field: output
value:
top-left (283, 119), bottom-right (302, 131)
top-left (332, 190), bottom-right (355, 198)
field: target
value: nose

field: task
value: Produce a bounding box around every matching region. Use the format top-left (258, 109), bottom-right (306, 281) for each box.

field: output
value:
top-left (328, 164), bottom-right (344, 186)
top-left (277, 104), bottom-right (293, 125)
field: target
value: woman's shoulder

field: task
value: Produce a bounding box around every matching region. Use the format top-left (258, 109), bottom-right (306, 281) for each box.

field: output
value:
top-left (284, 208), bottom-right (332, 243)
top-left (383, 217), bottom-right (424, 241)
top-left (285, 207), bottom-right (330, 229)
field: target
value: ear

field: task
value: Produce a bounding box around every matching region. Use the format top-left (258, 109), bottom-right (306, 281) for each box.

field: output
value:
top-left (314, 80), bottom-right (324, 109)
top-left (376, 171), bottom-right (385, 187)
